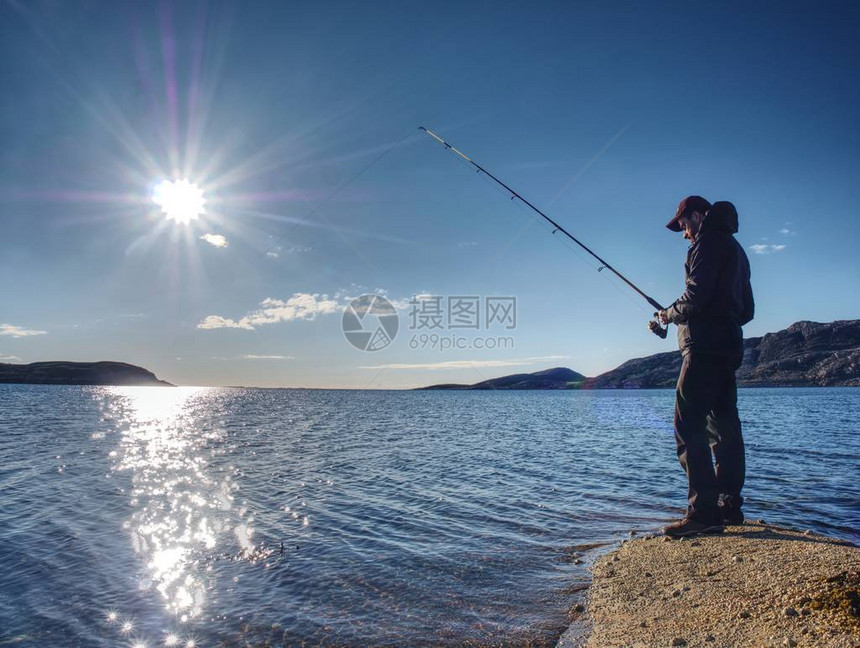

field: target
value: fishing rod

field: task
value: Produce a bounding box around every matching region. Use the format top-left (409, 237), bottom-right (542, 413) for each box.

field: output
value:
top-left (419, 126), bottom-right (668, 338)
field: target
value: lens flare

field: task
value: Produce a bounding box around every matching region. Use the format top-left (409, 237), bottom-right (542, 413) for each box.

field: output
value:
top-left (152, 179), bottom-right (206, 224)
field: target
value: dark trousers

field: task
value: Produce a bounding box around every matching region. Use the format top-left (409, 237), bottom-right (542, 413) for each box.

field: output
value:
top-left (674, 353), bottom-right (745, 520)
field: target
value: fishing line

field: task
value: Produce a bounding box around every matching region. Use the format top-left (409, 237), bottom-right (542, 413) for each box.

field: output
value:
top-left (260, 126), bottom-right (421, 259)
top-left (506, 195), bottom-right (654, 316)
top-left (420, 126), bottom-right (666, 334)
top-left (436, 138), bottom-right (652, 315)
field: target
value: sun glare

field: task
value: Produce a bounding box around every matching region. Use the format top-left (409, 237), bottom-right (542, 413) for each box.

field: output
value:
top-left (152, 179), bottom-right (206, 224)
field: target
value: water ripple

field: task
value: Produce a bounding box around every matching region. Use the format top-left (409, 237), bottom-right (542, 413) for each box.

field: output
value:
top-left (0, 385), bottom-right (856, 646)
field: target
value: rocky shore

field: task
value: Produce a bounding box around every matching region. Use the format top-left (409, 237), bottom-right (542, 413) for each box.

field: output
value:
top-left (558, 523), bottom-right (859, 648)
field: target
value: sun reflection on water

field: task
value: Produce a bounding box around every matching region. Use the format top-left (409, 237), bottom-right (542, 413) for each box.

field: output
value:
top-left (107, 387), bottom-right (233, 618)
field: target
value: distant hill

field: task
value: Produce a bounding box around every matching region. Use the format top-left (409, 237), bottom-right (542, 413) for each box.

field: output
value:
top-left (0, 361), bottom-right (172, 386)
top-left (418, 366), bottom-right (586, 390)
top-left (585, 320), bottom-right (860, 388)
top-left (419, 320), bottom-right (860, 390)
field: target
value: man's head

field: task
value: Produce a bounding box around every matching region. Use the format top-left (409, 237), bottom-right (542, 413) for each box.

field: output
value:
top-left (666, 195), bottom-right (711, 242)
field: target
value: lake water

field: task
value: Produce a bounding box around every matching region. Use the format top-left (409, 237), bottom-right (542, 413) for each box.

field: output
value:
top-left (0, 385), bottom-right (857, 647)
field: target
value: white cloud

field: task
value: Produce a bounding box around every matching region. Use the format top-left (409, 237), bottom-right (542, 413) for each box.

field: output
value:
top-left (335, 290), bottom-right (413, 313)
top-left (0, 353), bottom-right (22, 361)
top-left (359, 355), bottom-right (570, 370)
top-left (200, 233), bottom-right (228, 248)
top-left (266, 251), bottom-right (279, 258)
top-left (386, 297), bottom-right (413, 311)
top-left (197, 293), bottom-right (340, 330)
top-left (242, 354), bottom-right (295, 360)
top-left (0, 324), bottom-right (47, 337)
top-left (197, 315), bottom-right (253, 330)
top-left (750, 243), bottom-right (787, 255)
top-left (246, 294), bottom-right (340, 325)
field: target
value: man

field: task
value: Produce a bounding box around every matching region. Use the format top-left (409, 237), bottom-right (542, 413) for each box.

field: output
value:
top-left (650, 195), bottom-right (754, 538)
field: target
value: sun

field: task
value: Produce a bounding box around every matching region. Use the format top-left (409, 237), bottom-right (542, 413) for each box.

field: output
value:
top-left (152, 179), bottom-right (206, 224)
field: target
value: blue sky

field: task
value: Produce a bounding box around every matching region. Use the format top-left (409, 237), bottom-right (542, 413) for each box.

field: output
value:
top-left (1, 0), bottom-right (858, 388)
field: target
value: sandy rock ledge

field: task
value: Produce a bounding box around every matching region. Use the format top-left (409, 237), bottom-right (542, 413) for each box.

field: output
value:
top-left (559, 523), bottom-right (859, 648)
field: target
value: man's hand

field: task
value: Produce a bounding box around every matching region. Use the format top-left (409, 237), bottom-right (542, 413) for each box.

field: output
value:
top-left (648, 319), bottom-right (666, 336)
top-left (649, 311), bottom-right (669, 338)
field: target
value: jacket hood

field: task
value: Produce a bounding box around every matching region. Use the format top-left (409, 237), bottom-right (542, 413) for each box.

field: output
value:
top-left (702, 201), bottom-right (739, 234)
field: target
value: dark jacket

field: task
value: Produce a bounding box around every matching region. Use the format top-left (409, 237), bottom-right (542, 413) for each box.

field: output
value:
top-left (665, 204), bottom-right (754, 362)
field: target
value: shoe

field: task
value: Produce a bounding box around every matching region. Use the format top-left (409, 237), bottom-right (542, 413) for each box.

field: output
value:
top-left (718, 496), bottom-right (745, 525)
top-left (663, 516), bottom-right (725, 538)
top-left (720, 505), bottom-right (745, 525)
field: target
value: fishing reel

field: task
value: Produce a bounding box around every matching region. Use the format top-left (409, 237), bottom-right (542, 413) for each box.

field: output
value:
top-left (649, 313), bottom-right (669, 338)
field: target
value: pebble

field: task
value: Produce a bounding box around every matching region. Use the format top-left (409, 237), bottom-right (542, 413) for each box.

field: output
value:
top-left (644, 571), bottom-right (653, 578)
top-left (612, 555), bottom-right (620, 562)
top-left (803, 529), bottom-right (813, 537)
top-left (784, 639), bottom-right (798, 647)
top-left (784, 607), bottom-right (798, 617)
top-left (705, 635), bottom-right (715, 642)
top-left (573, 603), bottom-right (585, 613)
top-left (629, 530), bottom-right (637, 537)
top-left (733, 556), bottom-right (744, 563)
top-left (639, 620), bottom-right (647, 628)
top-left (671, 638), bottom-right (687, 647)
top-left (738, 611), bottom-right (751, 619)
top-left (690, 540), bottom-right (701, 546)
top-left (672, 589), bottom-right (682, 597)
top-left (662, 536), bottom-right (672, 543)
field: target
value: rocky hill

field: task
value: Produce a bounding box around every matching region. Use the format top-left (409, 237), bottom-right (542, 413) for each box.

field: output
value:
top-left (0, 361), bottom-right (172, 386)
top-left (584, 320), bottom-right (860, 388)
top-left (419, 367), bottom-right (586, 390)
top-left (737, 319), bottom-right (860, 387)
top-left (420, 320), bottom-right (860, 390)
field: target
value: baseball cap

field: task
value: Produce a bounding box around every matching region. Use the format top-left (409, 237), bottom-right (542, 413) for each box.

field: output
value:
top-left (666, 195), bottom-right (712, 231)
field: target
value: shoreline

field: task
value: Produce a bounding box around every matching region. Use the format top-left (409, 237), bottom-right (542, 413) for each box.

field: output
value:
top-left (555, 522), bottom-right (859, 648)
